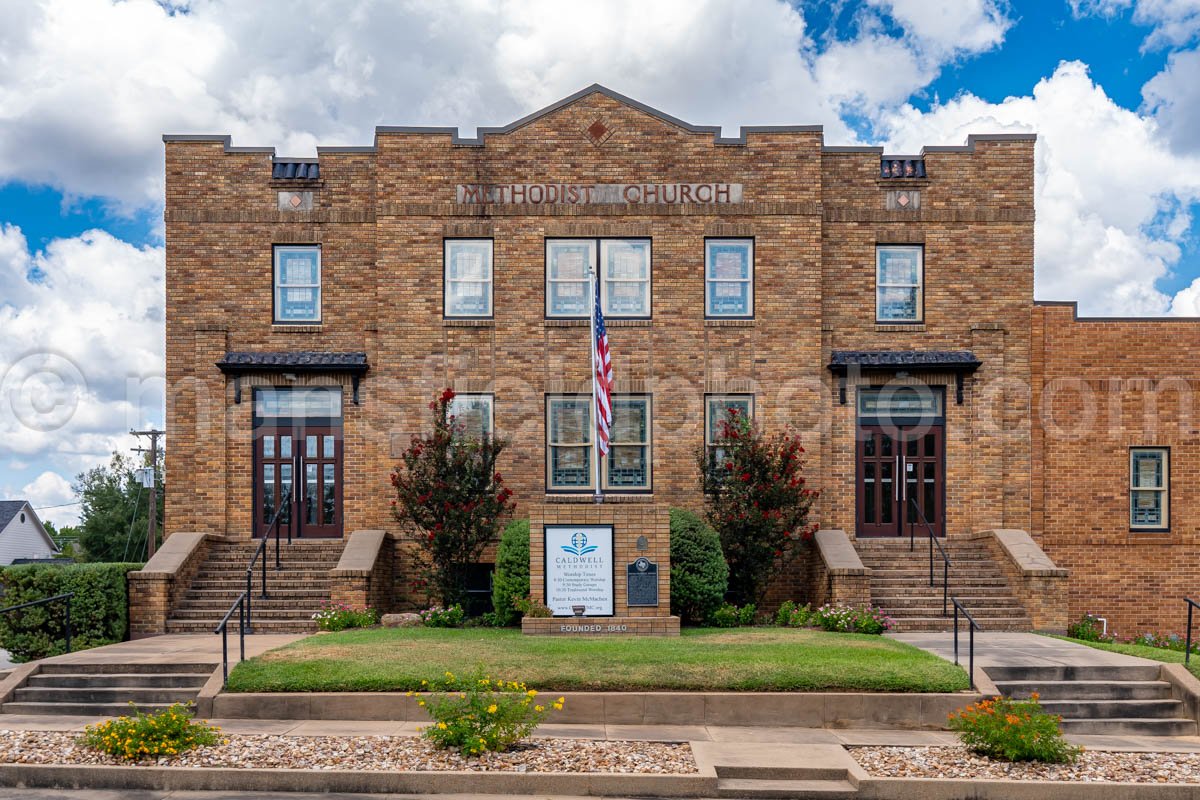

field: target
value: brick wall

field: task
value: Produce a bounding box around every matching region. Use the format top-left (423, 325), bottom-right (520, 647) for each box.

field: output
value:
top-left (1033, 302), bottom-right (1200, 637)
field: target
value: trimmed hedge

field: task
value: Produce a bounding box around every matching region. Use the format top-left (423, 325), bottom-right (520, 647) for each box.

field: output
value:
top-left (490, 519), bottom-right (530, 626)
top-left (0, 562), bottom-right (142, 662)
top-left (669, 508), bottom-right (729, 624)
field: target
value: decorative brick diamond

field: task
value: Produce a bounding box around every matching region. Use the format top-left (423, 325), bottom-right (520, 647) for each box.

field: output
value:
top-left (289, 193), bottom-right (303, 208)
top-left (585, 119), bottom-right (613, 145)
top-left (896, 192), bottom-right (910, 207)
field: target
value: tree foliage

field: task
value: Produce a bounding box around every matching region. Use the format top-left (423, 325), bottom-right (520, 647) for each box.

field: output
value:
top-left (491, 518), bottom-right (531, 626)
top-left (74, 451), bottom-right (163, 563)
top-left (668, 508), bottom-right (728, 624)
top-left (698, 407), bottom-right (818, 606)
top-left (391, 389), bottom-right (515, 608)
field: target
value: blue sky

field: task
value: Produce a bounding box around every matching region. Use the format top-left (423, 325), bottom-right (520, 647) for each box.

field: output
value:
top-left (2, 0), bottom-right (1200, 525)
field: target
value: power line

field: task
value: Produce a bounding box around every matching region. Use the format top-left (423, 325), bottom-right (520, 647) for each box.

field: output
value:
top-left (33, 501), bottom-right (81, 510)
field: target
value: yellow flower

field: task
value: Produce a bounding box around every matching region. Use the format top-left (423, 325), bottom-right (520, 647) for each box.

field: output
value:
top-left (418, 700), bottom-right (426, 707)
top-left (487, 704), bottom-right (498, 714)
top-left (437, 722), bottom-right (447, 730)
top-left (535, 705), bottom-right (545, 712)
top-left (526, 689), bottom-right (537, 698)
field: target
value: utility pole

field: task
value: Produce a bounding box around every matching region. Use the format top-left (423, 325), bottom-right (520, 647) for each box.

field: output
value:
top-left (131, 429), bottom-right (164, 560)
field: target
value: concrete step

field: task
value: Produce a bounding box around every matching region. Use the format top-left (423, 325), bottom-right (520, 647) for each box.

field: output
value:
top-left (176, 597), bottom-right (327, 610)
top-left (37, 662), bottom-right (214, 676)
top-left (1040, 699), bottom-right (1186, 719)
top-left (985, 665), bottom-right (1163, 682)
top-left (716, 778), bottom-right (857, 798)
top-left (886, 616), bottom-right (1030, 632)
top-left (1, 701), bottom-right (187, 716)
top-left (997, 680), bottom-right (1174, 701)
top-left (27, 672), bottom-right (209, 689)
top-left (874, 597), bottom-right (1025, 609)
top-left (1059, 717), bottom-right (1199, 736)
top-left (870, 576), bottom-right (1009, 587)
top-left (872, 585), bottom-right (1015, 596)
top-left (165, 620), bottom-right (316, 633)
top-left (877, 606), bottom-right (1029, 618)
top-left (14, 686), bottom-right (202, 704)
top-left (169, 608), bottom-right (320, 620)
top-left (189, 578), bottom-right (334, 590)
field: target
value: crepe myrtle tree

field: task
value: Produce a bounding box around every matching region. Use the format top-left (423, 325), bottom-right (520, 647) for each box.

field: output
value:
top-left (392, 388), bottom-right (515, 608)
top-left (699, 406), bottom-right (818, 606)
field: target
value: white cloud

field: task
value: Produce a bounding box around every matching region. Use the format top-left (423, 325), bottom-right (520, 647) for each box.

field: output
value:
top-left (0, 224), bottom-right (163, 499)
top-left (1143, 46), bottom-right (1200, 154)
top-left (1071, 0), bottom-right (1200, 48)
top-left (880, 61), bottom-right (1200, 315)
top-left (17, 471), bottom-right (76, 529)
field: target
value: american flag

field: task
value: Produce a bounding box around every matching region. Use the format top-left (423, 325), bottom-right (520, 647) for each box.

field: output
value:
top-left (593, 281), bottom-right (613, 456)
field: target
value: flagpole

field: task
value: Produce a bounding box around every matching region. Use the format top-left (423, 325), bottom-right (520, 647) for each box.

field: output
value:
top-left (588, 262), bottom-right (604, 505)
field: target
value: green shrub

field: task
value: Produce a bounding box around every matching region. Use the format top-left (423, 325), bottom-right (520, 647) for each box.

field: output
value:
top-left (949, 694), bottom-right (1082, 763)
top-left (512, 595), bottom-right (552, 618)
top-left (0, 562), bottom-right (142, 662)
top-left (775, 600), bottom-right (813, 627)
top-left (491, 519), bottom-right (530, 626)
top-left (709, 602), bottom-right (756, 627)
top-left (669, 508), bottom-right (729, 624)
top-left (81, 703), bottom-right (221, 761)
top-left (414, 672), bottom-right (563, 755)
top-left (812, 604), bottom-right (892, 635)
top-left (420, 604), bottom-right (466, 627)
top-left (312, 601), bottom-right (379, 632)
top-left (1067, 613), bottom-right (1112, 642)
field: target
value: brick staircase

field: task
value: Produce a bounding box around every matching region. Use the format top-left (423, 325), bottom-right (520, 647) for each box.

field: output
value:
top-left (2, 662), bottom-right (213, 716)
top-left (988, 664), bottom-right (1198, 736)
top-left (165, 538), bottom-right (344, 633)
top-left (857, 538), bottom-right (1032, 632)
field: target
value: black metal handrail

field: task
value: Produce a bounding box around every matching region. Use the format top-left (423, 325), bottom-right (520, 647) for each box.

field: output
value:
top-left (0, 592), bottom-right (74, 654)
top-left (214, 591), bottom-right (248, 685)
top-left (244, 491), bottom-right (292, 632)
top-left (908, 496), bottom-right (951, 616)
top-left (952, 597), bottom-right (981, 690)
top-left (1186, 598), bottom-right (1200, 665)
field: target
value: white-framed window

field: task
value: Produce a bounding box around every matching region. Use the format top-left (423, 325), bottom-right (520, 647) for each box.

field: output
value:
top-left (705, 394), bottom-right (754, 465)
top-left (1130, 448), bottom-right (1169, 530)
top-left (706, 239), bottom-right (753, 318)
top-left (546, 239), bottom-right (651, 318)
top-left (546, 395), bottom-right (652, 491)
top-left (444, 239), bottom-right (493, 318)
top-left (274, 245), bottom-right (321, 323)
top-left (876, 245), bottom-right (923, 323)
top-left (448, 394), bottom-right (494, 441)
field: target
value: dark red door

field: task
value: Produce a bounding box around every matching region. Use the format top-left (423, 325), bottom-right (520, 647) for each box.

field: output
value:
top-left (254, 425), bottom-right (342, 538)
top-left (856, 425), bottom-right (944, 537)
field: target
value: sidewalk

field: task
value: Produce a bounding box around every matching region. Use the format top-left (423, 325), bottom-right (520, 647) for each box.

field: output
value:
top-left (890, 630), bottom-right (1162, 668)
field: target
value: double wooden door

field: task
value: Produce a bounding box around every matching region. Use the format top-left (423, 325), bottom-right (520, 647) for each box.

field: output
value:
top-left (254, 425), bottom-right (342, 538)
top-left (856, 425), bottom-right (944, 537)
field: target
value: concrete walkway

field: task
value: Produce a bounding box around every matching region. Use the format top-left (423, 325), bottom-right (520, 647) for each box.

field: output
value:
top-left (33, 634), bottom-right (305, 667)
top-left (890, 630), bottom-right (1161, 668)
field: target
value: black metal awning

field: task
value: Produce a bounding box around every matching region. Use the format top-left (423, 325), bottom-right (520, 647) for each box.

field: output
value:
top-left (216, 351), bottom-right (368, 404)
top-left (827, 350), bottom-right (981, 375)
top-left (828, 350), bottom-right (981, 405)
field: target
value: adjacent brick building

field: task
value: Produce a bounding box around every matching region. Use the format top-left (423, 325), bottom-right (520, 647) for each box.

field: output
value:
top-left (150, 84), bottom-right (1193, 637)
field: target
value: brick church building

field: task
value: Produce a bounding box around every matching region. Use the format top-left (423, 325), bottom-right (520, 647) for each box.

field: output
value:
top-left (133, 85), bottom-right (1197, 640)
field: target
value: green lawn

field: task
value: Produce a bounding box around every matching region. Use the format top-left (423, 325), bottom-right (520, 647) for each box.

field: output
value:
top-left (1048, 635), bottom-right (1200, 680)
top-left (226, 627), bottom-right (969, 693)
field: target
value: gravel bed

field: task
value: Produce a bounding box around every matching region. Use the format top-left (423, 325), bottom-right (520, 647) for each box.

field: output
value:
top-left (0, 730), bottom-right (695, 773)
top-left (854, 745), bottom-right (1200, 783)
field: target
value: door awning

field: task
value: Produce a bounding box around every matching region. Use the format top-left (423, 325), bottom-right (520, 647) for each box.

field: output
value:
top-left (216, 351), bottom-right (369, 404)
top-left (828, 350), bottom-right (981, 405)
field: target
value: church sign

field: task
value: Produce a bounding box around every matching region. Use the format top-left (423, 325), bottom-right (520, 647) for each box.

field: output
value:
top-left (544, 524), bottom-right (615, 616)
top-left (457, 183), bottom-right (742, 205)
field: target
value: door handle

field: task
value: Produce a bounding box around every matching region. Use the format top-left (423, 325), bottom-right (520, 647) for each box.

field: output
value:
top-left (895, 455), bottom-right (901, 502)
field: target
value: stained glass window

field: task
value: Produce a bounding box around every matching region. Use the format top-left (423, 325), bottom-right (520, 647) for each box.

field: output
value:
top-left (274, 245), bottom-right (321, 323)
top-left (1130, 448), bottom-right (1168, 529)
top-left (876, 246), bottom-right (923, 322)
top-left (706, 239), bottom-right (753, 317)
top-left (444, 240), bottom-right (493, 317)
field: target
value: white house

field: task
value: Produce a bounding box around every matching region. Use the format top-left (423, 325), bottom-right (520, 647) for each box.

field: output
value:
top-left (0, 501), bottom-right (59, 565)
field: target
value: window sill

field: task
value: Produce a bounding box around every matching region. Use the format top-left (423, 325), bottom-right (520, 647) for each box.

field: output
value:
top-left (875, 323), bottom-right (925, 332)
top-left (443, 319), bottom-right (495, 328)
top-left (272, 324), bottom-right (323, 333)
top-left (544, 493), bottom-right (655, 504)
top-left (875, 178), bottom-right (928, 188)
top-left (608, 319), bottom-right (652, 328)
top-left (545, 319), bottom-right (589, 328)
top-left (706, 319), bottom-right (755, 328)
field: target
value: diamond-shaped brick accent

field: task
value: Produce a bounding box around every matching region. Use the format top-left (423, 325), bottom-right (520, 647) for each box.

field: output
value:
top-left (585, 119), bottom-right (613, 145)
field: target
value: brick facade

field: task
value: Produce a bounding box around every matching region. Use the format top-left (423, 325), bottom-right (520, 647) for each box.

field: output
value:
top-left (159, 85), bottom-right (1191, 635)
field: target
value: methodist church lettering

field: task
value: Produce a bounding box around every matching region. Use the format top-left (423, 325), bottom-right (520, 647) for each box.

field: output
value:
top-left (544, 525), bottom-right (615, 616)
top-left (456, 183), bottom-right (742, 205)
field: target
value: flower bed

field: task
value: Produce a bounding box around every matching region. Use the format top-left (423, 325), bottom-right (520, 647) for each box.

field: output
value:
top-left (0, 731), bottom-right (696, 773)
top-left (853, 746), bottom-right (1200, 783)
